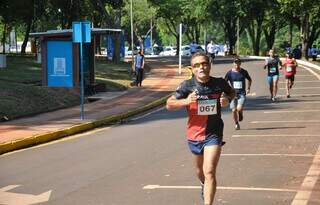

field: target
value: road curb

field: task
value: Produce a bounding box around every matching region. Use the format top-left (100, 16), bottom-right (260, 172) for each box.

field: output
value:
top-left (0, 94), bottom-right (172, 155)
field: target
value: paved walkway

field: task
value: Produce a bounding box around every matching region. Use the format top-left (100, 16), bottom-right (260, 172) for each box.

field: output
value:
top-left (0, 59), bottom-right (190, 154)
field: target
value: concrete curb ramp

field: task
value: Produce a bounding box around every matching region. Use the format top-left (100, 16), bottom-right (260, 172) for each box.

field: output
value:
top-left (0, 94), bottom-right (172, 155)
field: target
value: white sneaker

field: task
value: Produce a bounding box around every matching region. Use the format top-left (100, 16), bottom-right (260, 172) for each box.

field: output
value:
top-left (235, 123), bottom-right (240, 130)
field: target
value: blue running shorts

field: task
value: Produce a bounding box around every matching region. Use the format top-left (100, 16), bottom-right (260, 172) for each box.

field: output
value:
top-left (187, 135), bottom-right (222, 155)
top-left (267, 75), bottom-right (279, 84)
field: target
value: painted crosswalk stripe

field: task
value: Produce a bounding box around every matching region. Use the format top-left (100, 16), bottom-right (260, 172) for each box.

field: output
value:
top-left (278, 94), bottom-right (320, 97)
top-left (143, 185), bottom-right (298, 192)
top-left (232, 134), bottom-right (320, 138)
top-left (263, 110), bottom-right (320, 114)
top-left (279, 81), bottom-right (319, 83)
top-left (221, 153), bottom-right (317, 157)
top-left (279, 87), bottom-right (320, 89)
top-left (250, 120), bottom-right (320, 124)
top-left (291, 146), bottom-right (320, 205)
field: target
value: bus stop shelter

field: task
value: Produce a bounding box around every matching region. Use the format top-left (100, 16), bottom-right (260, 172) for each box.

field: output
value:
top-left (30, 28), bottom-right (122, 92)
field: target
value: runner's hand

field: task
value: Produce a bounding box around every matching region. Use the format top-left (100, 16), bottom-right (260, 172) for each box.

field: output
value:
top-left (220, 93), bottom-right (229, 108)
top-left (186, 91), bottom-right (197, 105)
top-left (246, 88), bottom-right (250, 94)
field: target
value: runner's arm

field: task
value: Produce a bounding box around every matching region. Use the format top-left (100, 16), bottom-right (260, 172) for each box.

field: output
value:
top-left (221, 79), bottom-right (236, 101)
top-left (263, 59), bottom-right (268, 69)
top-left (245, 71), bottom-right (252, 93)
top-left (166, 92), bottom-right (196, 111)
top-left (142, 56), bottom-right (145, 69)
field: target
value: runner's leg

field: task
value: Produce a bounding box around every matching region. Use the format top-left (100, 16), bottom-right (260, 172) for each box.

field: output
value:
top-left (286, 78), bottom-right (290, 96)
top-left (193, 154), bottom-right (205, 184)
top-left (267, 76), bottom-right (273, 98)
top-left (203, 145), bottom-right (221, 205)
top-left (273, 76), bottom-right (279, 98)
top-left (232, 108), bottom-right (238, 124)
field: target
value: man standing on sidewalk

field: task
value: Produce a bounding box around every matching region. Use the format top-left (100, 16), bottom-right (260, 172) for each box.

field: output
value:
top-left (225, 58), bottom-right (252, 130)
top-left (133, 49), bottom-right (145, 87)
top-left (166, 53), bottom-right (235, 205)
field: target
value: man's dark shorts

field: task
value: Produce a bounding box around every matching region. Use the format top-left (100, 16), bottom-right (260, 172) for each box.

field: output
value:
top-left (187, 135), bottom-right (222, 155)
top-left (285, 75), bottom-right (295, 81)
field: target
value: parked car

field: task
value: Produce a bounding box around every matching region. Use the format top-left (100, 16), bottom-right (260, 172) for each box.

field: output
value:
top-left (144, 47), bottom-right (154, 55)
top-left (159, 46), bottom-right (177, 56)
top-left (181, 45), bottom-right (191, 56)
top-left (195, 45), bottom-right (205, 53)
top-left (153, 46), bottom-right (163, 55)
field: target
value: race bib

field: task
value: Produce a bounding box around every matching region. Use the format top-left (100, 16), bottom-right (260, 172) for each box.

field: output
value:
top-left (197, 99), bottom-right (217, 115)
top-left (286, 66), bottom-right (292, 72)
top-left (270, 67), bottom-right (277, 73)
top-left (233, 81), bottom-right (243, 89)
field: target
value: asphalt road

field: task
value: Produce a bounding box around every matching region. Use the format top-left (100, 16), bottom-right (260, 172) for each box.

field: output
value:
top-left (0, 57), bottom-right (320, 205)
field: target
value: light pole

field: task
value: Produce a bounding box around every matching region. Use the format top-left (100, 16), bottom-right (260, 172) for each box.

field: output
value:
top-left (130, 0), bottom-right (134, 70)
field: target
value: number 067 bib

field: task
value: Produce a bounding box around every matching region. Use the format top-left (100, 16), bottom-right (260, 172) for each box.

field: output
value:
top-left (197, 99), bottom-right (217, 115)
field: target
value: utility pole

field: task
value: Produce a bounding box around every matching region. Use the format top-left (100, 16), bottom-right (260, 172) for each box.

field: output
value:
top-left (204, 30), bottom-right (206, 47)
top-left (150, 18), bottom-right (153, 54)
top-left (236, 17), bottom-right (240, 55)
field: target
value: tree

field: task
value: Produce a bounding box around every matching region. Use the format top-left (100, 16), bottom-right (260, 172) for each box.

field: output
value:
top-left (278, 0), bottom-right (320, 58)
top-left (207, 0), bottom-right (242, 55)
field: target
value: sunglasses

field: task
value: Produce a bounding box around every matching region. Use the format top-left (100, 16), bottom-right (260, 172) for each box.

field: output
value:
top-left (192, 62), bottom-right (209, 69)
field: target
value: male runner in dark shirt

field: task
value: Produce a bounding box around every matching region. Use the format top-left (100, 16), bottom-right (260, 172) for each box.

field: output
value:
top-left (225, 58), bottom-right (252, 130)
top-left (166, 53), bottom-right (235, 205)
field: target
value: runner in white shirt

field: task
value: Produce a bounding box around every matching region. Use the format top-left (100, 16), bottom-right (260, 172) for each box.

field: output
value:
top-left (206, 40), bottom-right (216, 63)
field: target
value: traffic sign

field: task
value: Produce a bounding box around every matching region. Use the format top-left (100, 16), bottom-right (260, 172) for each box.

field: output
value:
top-left (72, 21), bottom-right (91, 43)
top-left (72, 21), bottom-right (91, 120)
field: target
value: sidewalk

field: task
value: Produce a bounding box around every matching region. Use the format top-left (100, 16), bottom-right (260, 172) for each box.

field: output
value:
top-left (0, 60), bottom-right (190, 155)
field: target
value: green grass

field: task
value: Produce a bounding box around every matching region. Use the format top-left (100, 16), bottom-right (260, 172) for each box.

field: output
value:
top-left (0, 56), bottom-right (133, 121)
top-left (0, 56), bottom-right (42, 84)
top-left (95, 59), bottom-right (133, 90)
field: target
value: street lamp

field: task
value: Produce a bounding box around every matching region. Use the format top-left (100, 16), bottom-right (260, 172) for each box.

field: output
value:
top-left (130, 0), bottom-right (134, 70)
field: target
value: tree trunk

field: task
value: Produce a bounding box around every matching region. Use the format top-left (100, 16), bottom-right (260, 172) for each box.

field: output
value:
top-left (112, 8), bottom-right (121, 64)
top-left (300, 14), bottom-right (309, 59)
top-left (225, 22), bottom-right (236, 55)
top-left (246, 18), bottom-right (263, 56)
top-left (1, 24), bottom-right (7, 54)
top-left (175, 34), bottom-right (180, 56)
top-left (289, 22), bottom-right (293, 46)
top-left (21, 19), bottom-right (33, 54)
top-left (263, 23), bottom-right (276, 51)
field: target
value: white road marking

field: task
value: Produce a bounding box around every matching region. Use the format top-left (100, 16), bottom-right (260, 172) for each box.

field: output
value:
top-left (246, 92), bottom-right (256, 96)
top-left (263, 110), bottom-right (320, 114)
top-left (300, 65), bottom-right (320, 80)
top-left (280, 75), bottom-right (314, 77)
top-left (143, 185), bottom-right (298, 192)
top-left (279, 87), bottom-right (320, 90)
top-left (221, 153), bottom-right (317, 157)
top-left (250, 120), bottom-right (320, 124)
top-left (291, 146), bottom-right (320, 205)
top-left (278, 94), bottom-right (320, 97)
top-left (0, 185), bottom-right (51, 205)
top-left (279, 81), bottom-right (319, 83)
top-left (232, 134), bottom-right (320, 138)
top-left (266, 101), bottom-right (320, 105)
top-left (130, 107), bottom-right (165, 121)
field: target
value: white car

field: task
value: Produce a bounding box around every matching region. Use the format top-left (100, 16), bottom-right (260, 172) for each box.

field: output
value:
top-left (159, 46), bottom-right (177, 56)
